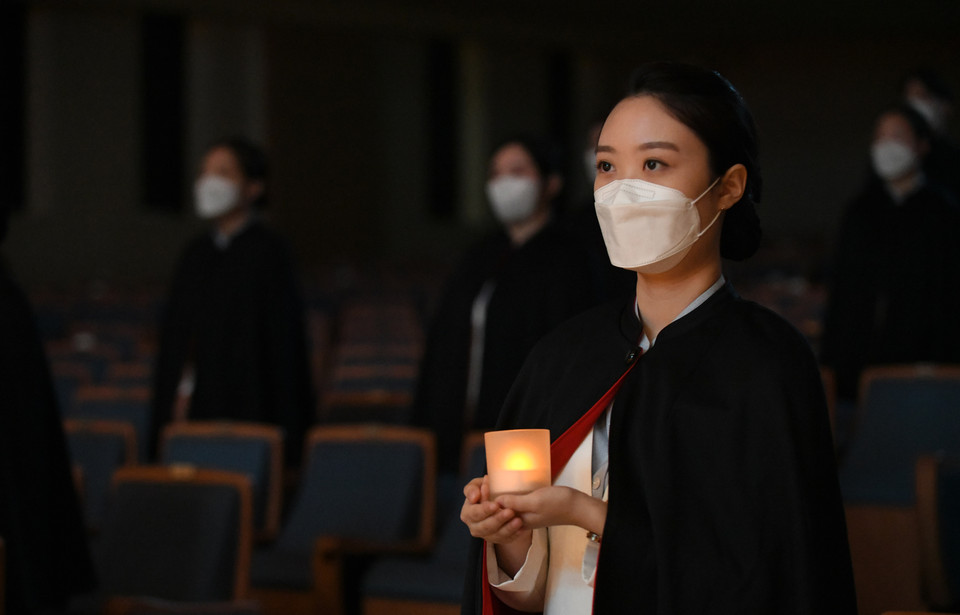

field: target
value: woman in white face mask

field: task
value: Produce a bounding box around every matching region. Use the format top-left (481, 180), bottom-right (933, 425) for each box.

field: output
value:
top-left (484, 140), bottom-right (562, 245)
top-left (151, 137), bottom-right (313, 469)
top-left (194, 140), bottom-right (267, 240)
top-left (822, 105), bottom-right (960, 408)
top-left (413, 136), bottom-right (600, 477)
top-left (461, 62), bottom-right (856, 614)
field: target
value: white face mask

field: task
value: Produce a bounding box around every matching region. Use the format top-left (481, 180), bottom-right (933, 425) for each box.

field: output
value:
top-left (871, 139), bottom-right (918, 181)
top-left (195, 175), bottom-right (241, 219)
top-left (594, 176), bottom-right (722, 274)
top-left (486, 176), bottom-right (540, 225)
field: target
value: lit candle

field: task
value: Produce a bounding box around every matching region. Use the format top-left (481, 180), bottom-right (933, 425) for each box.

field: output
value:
top-left (484, 429), bottom-right (551, 498)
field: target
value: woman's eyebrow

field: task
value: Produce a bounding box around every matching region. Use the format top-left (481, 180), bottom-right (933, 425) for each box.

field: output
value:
top-left (595, 141), bottom-right (680, 153)
top-left (638, 141), bottom-right (679, 151)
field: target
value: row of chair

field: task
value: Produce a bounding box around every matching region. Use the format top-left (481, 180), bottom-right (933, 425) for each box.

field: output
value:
top-left (67, 422), bottom-right (474, 615)
top-left (832, 364), bottom-right (960, 615)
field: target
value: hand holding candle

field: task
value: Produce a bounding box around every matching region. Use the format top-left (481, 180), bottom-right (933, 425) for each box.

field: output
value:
top-left (484, 429), bottom-right (551, 498)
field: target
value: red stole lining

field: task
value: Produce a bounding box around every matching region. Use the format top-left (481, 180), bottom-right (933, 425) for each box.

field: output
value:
top-left (481, 357), bottom-right (639, 615)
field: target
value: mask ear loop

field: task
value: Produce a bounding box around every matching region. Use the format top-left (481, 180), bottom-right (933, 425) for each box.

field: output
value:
top-left (693, 176), bottom-right (724, 238)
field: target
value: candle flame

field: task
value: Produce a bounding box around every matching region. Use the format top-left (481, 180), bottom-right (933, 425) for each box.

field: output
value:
top-left (504, 449), bottom-right (536, 471)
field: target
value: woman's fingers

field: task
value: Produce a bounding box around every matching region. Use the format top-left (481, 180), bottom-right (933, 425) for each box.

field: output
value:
top-left (461, 498), bottom-right (528, 542)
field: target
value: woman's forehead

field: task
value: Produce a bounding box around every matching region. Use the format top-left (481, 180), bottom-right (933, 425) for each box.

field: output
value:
top-left (599, 97), bottom-right (703, 153)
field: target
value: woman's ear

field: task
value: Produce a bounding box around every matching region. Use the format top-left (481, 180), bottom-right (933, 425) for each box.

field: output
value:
top-left (718, 164), bottom-right (747, 210)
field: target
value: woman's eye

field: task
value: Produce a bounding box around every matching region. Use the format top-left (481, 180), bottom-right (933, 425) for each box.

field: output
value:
top-left (644, 160), bottom-right (662, 171)
top-left (597, 161), bottom-right (612, 173)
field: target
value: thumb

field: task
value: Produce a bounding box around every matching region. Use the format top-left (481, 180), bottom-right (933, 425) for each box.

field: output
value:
top-left (495, 493), bottom-right (525, 511)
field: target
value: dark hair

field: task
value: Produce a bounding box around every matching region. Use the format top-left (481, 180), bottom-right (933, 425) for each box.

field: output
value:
top-left (489, 134), bottom-right (564, 181)
top-left (625, 61), bottom-right (762, 261)
top-left (879, 103), bottom-right (934, 144)
top-left (205, 136), bottom-right (269, 208)
top-left (901, 68), bottom-right (955, 104)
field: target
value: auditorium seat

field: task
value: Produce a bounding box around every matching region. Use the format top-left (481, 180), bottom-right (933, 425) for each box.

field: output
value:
top-left (841, 364), bottom-right (960, 615)
top-left (97, 466), bottom-right (253, 610)
top-left (917, 455), bottom-right (960, 612)
top-left (160, 421), bottom-right (284, 541)
top-left (249, 424), bottom-right (435, 615)
top-left (67, 385), bottom-right (152, 462)
top-left (64, 418), bottom-right (138, 532)
top-left (361, 432), bottom-right (485, 615)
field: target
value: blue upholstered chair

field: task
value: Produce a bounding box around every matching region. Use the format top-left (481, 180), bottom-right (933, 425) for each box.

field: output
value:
top-left (66, 385), bottom-right (153, 463)
top-left (361, 431), bottom-right (485, 615)
top-left (917, 455), bottom-right (960, 612)
top-left (839, 364), bottom-right (960, 505)
top-left (840, 365), bottom-right (960, 614)
top-left (97, 466), bottom-right (253, 608)
top-left (160, 421), bottom-right (284, 541)
top-left (249, 424), bottom-right (435, 615)
top-left (63, 418), bottom-right (138, 532)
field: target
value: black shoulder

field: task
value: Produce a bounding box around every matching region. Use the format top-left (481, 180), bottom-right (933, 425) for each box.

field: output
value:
top-left (724, 296), bottom-right (819, 366)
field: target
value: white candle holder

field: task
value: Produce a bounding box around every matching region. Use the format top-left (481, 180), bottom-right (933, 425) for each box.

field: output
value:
top-left (484, 428), bottom-right (551, 498)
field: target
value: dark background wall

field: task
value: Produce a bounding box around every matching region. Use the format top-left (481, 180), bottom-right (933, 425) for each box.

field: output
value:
top-left (2, 0), bottom-right (958, 286)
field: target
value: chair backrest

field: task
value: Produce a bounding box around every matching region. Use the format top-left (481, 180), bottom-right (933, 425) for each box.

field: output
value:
top-left (160, 421), bottom-right (283, 541)
top-left (276, 424), bottom-right (435, 553)
top-left (917, 455), bottom-right (960, 611)
top-left (64, 418), bottom-right (138, 531)
top-left (839, 364), bottom-right (960, 505)
top-left (99, 466), bottom-right (253, 603)
top-left (103, 361), bottom-right (154, 387)
top-left (68, 385), bottom-right (152, 462)
top-left (104, 597), bottom-right (263, 615)
top-left (321, 342), bottom-right (421, 424)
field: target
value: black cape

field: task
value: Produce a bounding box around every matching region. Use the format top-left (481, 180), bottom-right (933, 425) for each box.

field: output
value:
top-left (820, 180), bottom-right (960, 400)
top-left (924, 136), bottom-right (960, 203)
top-left (414, 220), bottom-right (600, 474)
top-left (151, 220), bottom-right (313, 464)
top-left (0, 267), bottom-right (97, 613)
top-left (463, 283), bottom-right (857, 614)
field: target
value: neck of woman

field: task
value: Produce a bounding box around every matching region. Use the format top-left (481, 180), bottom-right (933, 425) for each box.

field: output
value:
top-left (215, 205), bottom-right (254, 239)
top-left (506, 207), bottom-right (551, 246)
top-left (634, 259), bottom-right (723, 342)
top-left (885, 169), bottom-right (923, 204)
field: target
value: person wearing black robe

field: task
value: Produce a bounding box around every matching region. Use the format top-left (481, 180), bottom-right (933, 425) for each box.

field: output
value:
top-left (414, 136), bottom-right (598, 476)
top-left (0, 203), bottom-right (98, 613)
top-left (460, 62), bottom-right (856, 614)
top-left (902, 68), bottom-right (960, 203)
top-left (562, 120), bottom-right (637, 304)
top-left (821, 105), bottom-right (960, 403)
top-left (151, 138), bottom-right (313, 465)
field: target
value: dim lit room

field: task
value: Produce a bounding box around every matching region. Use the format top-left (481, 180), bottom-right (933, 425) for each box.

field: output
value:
top-left (2, 1), bottom-right (960, 614)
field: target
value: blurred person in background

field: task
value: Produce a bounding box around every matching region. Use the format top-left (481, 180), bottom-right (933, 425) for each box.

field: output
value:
top-left (562, 119), bottom-right (636, 303)
top-left (821, 104), bottom-right (960, 408)
top-left (150, 137), bottom-right (313, 466)
top-left (0, 199), bottom-right (98, 614)
top-left (413, 135), bottom-right (598, 477)
top-left (902, 68), bottom-right (960, 201)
